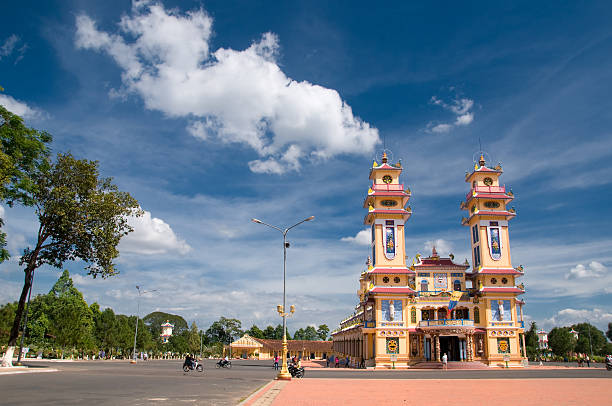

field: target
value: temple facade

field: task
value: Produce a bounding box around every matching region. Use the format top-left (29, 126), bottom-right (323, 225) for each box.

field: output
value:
top-left (229, 334), bottom-right (332, 360)
top-left (331, 153), bottom-right (526, 368)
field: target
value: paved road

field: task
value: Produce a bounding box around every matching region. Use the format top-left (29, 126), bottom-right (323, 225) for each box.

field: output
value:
top-left (0, 359), bottom-right (275, 406)
top-left (1, 360), bottom-right (610, 406)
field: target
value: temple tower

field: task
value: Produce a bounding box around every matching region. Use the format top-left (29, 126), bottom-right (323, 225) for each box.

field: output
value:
top-left (461, 154), bottom-right (526, 365)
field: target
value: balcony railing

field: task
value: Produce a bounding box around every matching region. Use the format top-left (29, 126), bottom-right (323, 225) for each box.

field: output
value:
top-left (466, 185), bottom-right (506, 200)
top-left (519, 321), bottom-right (525, 328)
top-left (419, 319), bottom-right (474, 327)
top-left (372, 183), bottom-right (405, 192)
top-left (490, 321), bottom-right (515, 327)
top-left (379, 321), bottom-right (404, 328)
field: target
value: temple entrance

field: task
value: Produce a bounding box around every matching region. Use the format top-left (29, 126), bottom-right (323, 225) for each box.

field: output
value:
top-left (439, 336), bottom-right (460, 361)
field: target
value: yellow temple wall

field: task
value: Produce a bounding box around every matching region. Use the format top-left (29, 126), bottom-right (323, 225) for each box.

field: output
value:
top-left (373, 224), bottom-right (406, 267)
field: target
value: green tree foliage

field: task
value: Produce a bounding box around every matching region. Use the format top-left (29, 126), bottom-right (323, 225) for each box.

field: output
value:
top-left (548, 327), bottom-right (575, 357)
top-left (263, 325), bottom-right (276, 339)
top-left (316, 324), bottom-right (330, 341)
top-left (524, 321), bottom-right (539, 359)
top-left (205, 317), bottom-right (243, 345)
top-left (187, 322), bottom-right (201, 354)
top-left (571, 323), bottom-right (607, 356)
top-left (246, 324), bottom-right (264, 339)
top-left (46, 271), bottom-right (94, 356)
top-left (0, 302), bottom-right (17, 343)
top-left (607, 322), bottom-right (612, 342)
top-left (0, 105), bottom-right (51, 262)
top-left (142, 311), bottom-right (188, 339)
top-left (274, 324), bottom-right (290, 340)
top-left (6, 153), bottom-right (141, 350)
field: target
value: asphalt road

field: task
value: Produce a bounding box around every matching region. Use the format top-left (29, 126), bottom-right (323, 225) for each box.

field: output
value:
top-left (0, 359), bottom-right (275, 406)
top-left (0, 359), bottom-right (610, 406)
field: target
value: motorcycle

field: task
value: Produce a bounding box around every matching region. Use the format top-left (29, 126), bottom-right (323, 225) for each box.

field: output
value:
top-left (183, 359), bottom-right (204, 372)
top-left (216, 359), bottom-right (232, 369)
top-left (605, 356), bottom-right (612, 371)
top-left (288, 363), bottom-right (305, 378)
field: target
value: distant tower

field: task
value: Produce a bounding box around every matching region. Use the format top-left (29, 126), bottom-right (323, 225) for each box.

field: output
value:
top-left (537, 330), bottom-right (549, 350)
top-left (160, 320), bottom-right (174, 344)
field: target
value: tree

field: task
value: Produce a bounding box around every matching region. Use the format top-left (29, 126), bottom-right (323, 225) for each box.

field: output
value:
top-left (204, 317), bottom-right (243, 345)
top-left (316, 324), bottom-right (329, 341)
top-left (571, 323), bottom-right (607, 356)
top-left (606, 322), bottom-right (612, 342)
top-left (0, 105), bottom-right (51, 262)
top-left (46, 271), bottom-right (94, 358)
top-left (524, 321), bottom-right (539, 359)
top-left (2, 153), bottom-right (140, 367)
top-left (0, 302), bottom-right (17, 344)
top-left (262, 325), bottom-right (276, 339)
top-left (293, 328), bottom-right (305, 340)
top-left (246, 324), bottom-right (264, 339)
top-left (273, 324), bottom-right (290, 340)
top-left (187, 322), bottom-right (201, 354)
top-left (548, 327), bottom-right (574, 357)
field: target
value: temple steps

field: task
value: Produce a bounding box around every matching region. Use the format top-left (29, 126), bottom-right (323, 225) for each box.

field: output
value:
top-left (411, 361), bottom-right (489, 369)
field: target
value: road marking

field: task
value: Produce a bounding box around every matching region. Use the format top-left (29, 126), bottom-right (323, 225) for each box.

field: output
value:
top-left (0, 368), bottom-right (59, 375)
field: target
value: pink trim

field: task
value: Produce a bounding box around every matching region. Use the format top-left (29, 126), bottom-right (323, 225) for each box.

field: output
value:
top-left (368, 267), bottom-right (415, 274)
top-left (481, 287), bottom-right (524, 294)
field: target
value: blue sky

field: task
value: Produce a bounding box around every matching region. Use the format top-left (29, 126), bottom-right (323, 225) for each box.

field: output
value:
top-left (1, 0), bottom-right (611, 334)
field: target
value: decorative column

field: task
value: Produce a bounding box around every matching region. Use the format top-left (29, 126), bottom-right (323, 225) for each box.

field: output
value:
top-left (467, 334), bottom-right (474, 361)
top-left (521, 333), bottom-right (527, 358)
top-left (435, 335), bottom-right (441, 362)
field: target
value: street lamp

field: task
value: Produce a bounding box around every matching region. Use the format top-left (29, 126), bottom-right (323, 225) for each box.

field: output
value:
top-left (252, 216), bottom-right (314, 380)
top-left (131, 285), bottom-right (157, 364)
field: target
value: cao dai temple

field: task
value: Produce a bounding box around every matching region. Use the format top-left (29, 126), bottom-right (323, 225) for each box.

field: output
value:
top-left (331, 153), bottom-right (527, 368)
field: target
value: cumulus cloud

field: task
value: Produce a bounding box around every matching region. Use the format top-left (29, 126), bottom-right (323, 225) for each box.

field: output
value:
top-left (75, 1), bottom-right (379, 174)
top-left (541, 308), bottom-right (612, 331)
top-left (565, 261), bottom-right (607, 279)
top-left (427, 94), bottom-right (475, 133)
top-left (119, 209), bottom-right (191, 255)
top-left (423, 239), bottom-right (453, 256)
top-left (0, 94), bottom-right (39, 118)
top-left (341, 229), bottom-right (371, 246)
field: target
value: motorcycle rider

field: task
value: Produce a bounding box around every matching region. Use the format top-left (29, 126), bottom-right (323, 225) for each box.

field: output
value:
top-left (221, 355), bottom-right (229, 367)
top-left (185, 354), bottom-right (195, 369)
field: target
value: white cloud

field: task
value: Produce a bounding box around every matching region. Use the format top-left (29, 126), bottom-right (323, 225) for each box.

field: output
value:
top-left (429, 123), bottom-right (452, 133)
top-left (75, 2), bottom-right (379, 174)
top-left (119, 209), bottom-right (191, 255)
top-left (0, 94), bottom-right (39, 118)
top-left (0, 35), bottom-right (18, 57)
top-left (541, 308), bottom-right (612, 331)
top-left (423, 239), bottom-right (453, 256)
top-left (565, 261), bottom-right (607, 279)
top-left (427, 94), bottom-right (475, 133)
top-left (341, 229), bottom-right (371, 246)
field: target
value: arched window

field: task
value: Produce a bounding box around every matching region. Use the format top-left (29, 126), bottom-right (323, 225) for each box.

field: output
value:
top-left (411, 307), bottom-right (417, 323)
top-left (438, 308), bottom-right (447, 320)
top-left (420, 279), bottom-right (428, 292)
top-left (474, 307), bottom-right (480, 323)
top-left (453, 280), bottom-right (461, 291)
top-left (421, 309), bottom-right (430, 320)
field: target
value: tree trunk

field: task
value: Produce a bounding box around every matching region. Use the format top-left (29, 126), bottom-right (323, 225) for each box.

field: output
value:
top-left (1, 267), bottom-right (34, 367)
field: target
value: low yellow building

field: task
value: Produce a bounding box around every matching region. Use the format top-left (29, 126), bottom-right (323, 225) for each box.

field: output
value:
top-left (230, 334), bottom-right (332, 360)
top-left (332, 153), bottom-right (526, 368)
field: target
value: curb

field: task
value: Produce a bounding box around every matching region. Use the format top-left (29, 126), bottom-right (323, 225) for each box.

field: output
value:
top-left (240, 379), bottom-right (288, 406)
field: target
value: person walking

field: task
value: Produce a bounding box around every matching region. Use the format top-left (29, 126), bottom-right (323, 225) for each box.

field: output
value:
top-left (274, 355), bottom-right (279, 370)
top-left (442, 353), bottom-right (448, 370)
top-left (326, 356), bottom-right (330, 368)
top-left (345, 355), bottom-right (350, 368)
top-left (586, 354), bottom-right (590, 367)
top-left (335, 356), bottom-right (340, 368)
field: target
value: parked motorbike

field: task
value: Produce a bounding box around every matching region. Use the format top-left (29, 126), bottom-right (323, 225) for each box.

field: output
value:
top-left (183, 359), bottom-right (204, 372)
top-left (288, 363), bottom-right (305, 378)
top-left (605, 356), bottom-right (612, 371)
top-left (216, 359), bottom-right (232, 369)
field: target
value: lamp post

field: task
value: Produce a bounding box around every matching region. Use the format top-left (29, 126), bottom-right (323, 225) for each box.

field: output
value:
top-left (252, 216), bottom-right (314, 380)
top-left (131, 285), bottom-right (157, 364)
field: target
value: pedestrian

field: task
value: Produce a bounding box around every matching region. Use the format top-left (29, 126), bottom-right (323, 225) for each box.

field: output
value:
top-left (345, 355), bottom-right (350, 368)
top-left (586, 354), bottom-right (590, 367)
top-left (335, 356), bottom-right (340, 368)
top-left (442, 353), bottom-right (448, 370)
top-left (326, 356), bottom-right (330, 367)
top-left (274, 355), bottom-right (279, 370)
